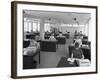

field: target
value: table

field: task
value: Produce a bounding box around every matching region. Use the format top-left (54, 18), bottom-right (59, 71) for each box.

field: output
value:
top-left (57, 57), bottom-right (78, 67)
top-left (63, 33), bottom-right (69, 39)
top-left (26, 34), bottom-right (35, 39)
top-left (56, 36), bottom-right (66, 44)
top-left (40, 39), bottom-right (57, 52)
top-left (23, 48), bottom-right (40, 69)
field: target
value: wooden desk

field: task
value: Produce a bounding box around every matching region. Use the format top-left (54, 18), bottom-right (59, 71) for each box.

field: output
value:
top-left (63, 33), bottom-right (69, 39)
top-left (57, 57), bottom-right (78, 67)
top-left (26, 34), bottom-right (35, 39)
top-left (56, 36), bottom-right (66, 44)
top-left (23, 47), bottom-right (40, 69)
top-left (23, 55), bottom-right (37, 69)
top-left (40, 39), bottom-right (57, 52)
top-left (44, 36), bottom-right (50, 39)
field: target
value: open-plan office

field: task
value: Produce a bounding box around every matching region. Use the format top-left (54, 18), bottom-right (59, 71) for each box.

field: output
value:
top-left (23, 10), bottom-right (91, 69)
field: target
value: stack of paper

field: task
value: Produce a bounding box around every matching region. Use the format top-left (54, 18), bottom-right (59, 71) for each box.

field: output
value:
top-left (76, 59), bottom-right (90, 67)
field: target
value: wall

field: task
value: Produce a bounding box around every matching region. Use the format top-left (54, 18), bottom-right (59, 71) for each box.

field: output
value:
top-left (0, 0), bottom-right (100, 80)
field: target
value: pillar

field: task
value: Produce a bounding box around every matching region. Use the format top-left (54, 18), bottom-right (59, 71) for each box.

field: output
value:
top-left (31, 21), bottom-right (33, 32)
top-left (40, 19), bottom-right (45, 40)
top-left (88, 18), bottom-right (91, 41)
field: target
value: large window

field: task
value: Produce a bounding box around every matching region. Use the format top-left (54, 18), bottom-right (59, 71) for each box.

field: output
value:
top-left (28, 22), bottom-right (32, 32)
top-left (24, 18), bottom-right (40, 32)
top-left (33, 20), bottom-right (40, 32)
top-left (24, 21), bottom-right (28, 32)
top-left (44, 23), bottom-right (50, 32)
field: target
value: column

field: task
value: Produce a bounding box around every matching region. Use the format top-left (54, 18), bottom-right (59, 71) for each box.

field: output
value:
top-left (88, 18), bottom-right (91, 41)
top-left (84, 24), bottom-right (88, 36)
top-left (40, 19), bottom-right (45, 40)
top-left (36, 21), bottom-right (38, 31)
top-left (31, 21), bottom-right (33, 32)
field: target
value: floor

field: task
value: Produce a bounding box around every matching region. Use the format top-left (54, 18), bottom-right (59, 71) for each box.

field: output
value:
top-left (35, 38), bottom-right (73, 69)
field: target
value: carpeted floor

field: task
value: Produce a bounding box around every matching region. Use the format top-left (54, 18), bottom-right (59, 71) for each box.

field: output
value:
top-left (35, 38), bottom-right (73, 69)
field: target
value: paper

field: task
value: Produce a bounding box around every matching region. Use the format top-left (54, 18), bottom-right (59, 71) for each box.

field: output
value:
top-left (76, 59), bottom-right (90, 67)
top-left (67, 58), bottom-right (75, 63)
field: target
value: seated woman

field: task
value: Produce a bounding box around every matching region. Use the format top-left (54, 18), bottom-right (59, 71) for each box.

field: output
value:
top-left (74, 36), bottom-right (82, 47)
top-left (71, 42), bottom-right (84, 59)
top-left (23, 39), bottom-right (40, 56)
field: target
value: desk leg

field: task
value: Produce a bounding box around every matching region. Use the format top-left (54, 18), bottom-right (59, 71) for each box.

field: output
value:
top-left (56, 43), bottom-right (58, 49)
top-left (39, 51), bottom-right (40, 64)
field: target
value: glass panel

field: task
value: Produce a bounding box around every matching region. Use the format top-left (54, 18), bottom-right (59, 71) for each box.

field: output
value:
top-left (24, 21), bottom-right (28, 32)
top-left (32, 20), bottom-right (40, 32)
top-left (33, 22), bottom-right (37, 32)
top-left (28, 22), bottom-right (32, 32)
top-left (44, 23), bottom-right (50, 32)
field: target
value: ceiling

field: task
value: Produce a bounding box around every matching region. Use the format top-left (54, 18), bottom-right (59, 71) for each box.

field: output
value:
top-left (23, 10), bottom-right (91, 25)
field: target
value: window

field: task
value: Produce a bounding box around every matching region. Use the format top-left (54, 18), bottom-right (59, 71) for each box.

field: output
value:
top-left (44, 23), bottom-right (50, 32)
top-left (33, 20), bottom-right (40, 32)
top-left (24, 18), bottom-right (40, 32)
top-left (28, 22), bottom-right (32, 32)
top-left (24, 21), bottom-right (28, 32)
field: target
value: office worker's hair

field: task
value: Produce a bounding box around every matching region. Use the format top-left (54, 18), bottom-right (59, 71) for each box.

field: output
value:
top-left (74, 42), bottom-right (79, 48)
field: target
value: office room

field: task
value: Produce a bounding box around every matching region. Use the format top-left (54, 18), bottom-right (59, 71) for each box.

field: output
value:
top-left (23, 10), bottom-right (91, 69)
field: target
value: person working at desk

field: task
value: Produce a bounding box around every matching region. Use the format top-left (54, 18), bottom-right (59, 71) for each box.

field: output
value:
top-left (24, 39), bottom-right (40, 55)
top-left (71, 42), bottom-right (84, 59)
top-left (74, 36), bottom-right (82, 47)
top-left (49, 34), bottom-right (56, 40)
top-left (59, 32), bottom-right (63, 37)
top-left (30, 39), bottom-right (40, 48)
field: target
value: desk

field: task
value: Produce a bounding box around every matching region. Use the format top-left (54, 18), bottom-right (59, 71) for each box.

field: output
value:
top-left (40, 39), bottom-right (57, 52)
top-left (45, 36), bottom-right (50, 39)
top-left (69, 45), bottom-right (91, 60)
top-left (56, 36), bottom-right (66, 44)
top-left (57, 57), bottom-right (78, 67)
top-left (63, 33), bottom-right (69, 39)
top-left (26, 34), bottom-right (35, 39)
top-left (23, 47), bottom-right (40, 69)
